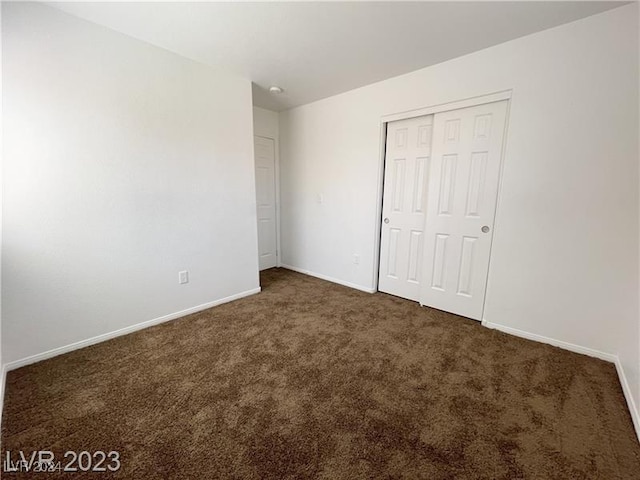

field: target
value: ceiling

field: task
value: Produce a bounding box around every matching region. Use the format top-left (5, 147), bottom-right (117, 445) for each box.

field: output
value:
top-left (48, 1), bottom-right (627, 111)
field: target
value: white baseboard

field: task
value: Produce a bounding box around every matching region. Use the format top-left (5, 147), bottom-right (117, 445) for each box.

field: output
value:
top-left (279, 264), bottom-right (376, 293)
top-left (482, 320), bottom-right (617, 362)
top-left (615, 357), bottom-right (640, 442)
top-left (4, 287), bottom-right (261, 372)
top-left (483, 319), bottom-right (639, 442)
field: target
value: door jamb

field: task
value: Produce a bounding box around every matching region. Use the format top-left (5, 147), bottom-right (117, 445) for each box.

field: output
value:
top-left (372, 89), bottom-right (513, 294)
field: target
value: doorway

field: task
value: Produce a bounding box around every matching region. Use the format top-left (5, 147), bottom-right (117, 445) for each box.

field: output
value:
top-left (254, 136), bottom-right (278, 270)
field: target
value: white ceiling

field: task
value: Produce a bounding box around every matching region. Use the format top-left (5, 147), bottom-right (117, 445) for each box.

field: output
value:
top-left (48, 1), bottom-right (627, 111)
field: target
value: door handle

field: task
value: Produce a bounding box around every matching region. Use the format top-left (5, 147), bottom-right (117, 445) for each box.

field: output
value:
top-left (384, 218), bottom-right (390, 224)
top-left (481, 225), bottom-right (490, 233)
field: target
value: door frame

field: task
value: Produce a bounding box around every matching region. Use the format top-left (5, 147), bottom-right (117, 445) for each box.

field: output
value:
top-left (255, 134), bottom-right (281, 268)
top-left (372, 90), bottom-right (513, 318)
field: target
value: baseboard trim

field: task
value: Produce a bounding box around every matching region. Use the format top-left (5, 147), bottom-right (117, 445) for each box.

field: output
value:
top-left (482, 320), bottom-right (617, 362)
top-left (483, 319), bottom-right (639, 442)
top-left (4, 287), bottom-right (261, 372)
top-left (280, 264), bottom-right (376, 293)
top-left (615, 357), bottom-right (640, 442)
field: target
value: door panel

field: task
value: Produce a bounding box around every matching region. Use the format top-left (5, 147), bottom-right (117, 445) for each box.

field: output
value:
top-left (254, 136), bottom-right (277, 271)
top-left (378, 115), bottom-right (434, 301)
top-left (421, 100), bottom-right (508, 320)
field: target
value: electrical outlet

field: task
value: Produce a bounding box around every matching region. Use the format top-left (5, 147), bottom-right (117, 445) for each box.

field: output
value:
top-left (353, 254), bottom-right (360, 265)
top-left (317, 193), bottom-right (324, 204)
top-left (178, 270), bottom-right (189, 285)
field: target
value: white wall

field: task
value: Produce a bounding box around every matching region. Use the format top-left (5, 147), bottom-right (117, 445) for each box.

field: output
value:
top-left (636, 0), bottom-right (640, 437)
top-left (280, 4), bottom-right (640, 432)
top-left (0, 1), bottom-right (4, 416)
top-left (2, 3), bottom-right (260, 363)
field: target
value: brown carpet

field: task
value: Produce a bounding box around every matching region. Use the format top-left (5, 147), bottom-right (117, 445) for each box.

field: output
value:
top-left (2, 268), bottom-right (639, 479)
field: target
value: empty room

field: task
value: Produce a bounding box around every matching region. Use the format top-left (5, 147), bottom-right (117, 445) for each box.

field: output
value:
top-left (1, 1), bottom-right (639, 478)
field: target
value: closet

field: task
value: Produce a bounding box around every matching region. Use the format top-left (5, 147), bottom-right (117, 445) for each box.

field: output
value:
top-left (378, 100), bottom-right (508, 321)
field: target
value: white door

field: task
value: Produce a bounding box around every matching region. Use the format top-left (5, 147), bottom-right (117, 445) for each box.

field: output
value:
top-left (254, 136), bottom-right (277, 270)
top-left (378, 115), bottom-right (434, 301)
top-left (421, 100), bottom-right (508, 320)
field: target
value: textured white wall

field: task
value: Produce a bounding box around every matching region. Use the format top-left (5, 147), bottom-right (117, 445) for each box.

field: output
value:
top-left (280, 4), bottom-right (639, 427)
top-left (0, 1), bottom-right (4, 409)
top-left (2, 3), bottom-right (260, 362)
top-left (637, 0), bottom-right (640, 427)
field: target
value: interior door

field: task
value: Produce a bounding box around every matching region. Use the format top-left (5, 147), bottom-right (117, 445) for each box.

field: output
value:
top-left (254, 136), bottom-right (277, 270)
top-left (378, 115), bottom-right (434, 301)
top-left (421, 100), bottom-right (508, 320)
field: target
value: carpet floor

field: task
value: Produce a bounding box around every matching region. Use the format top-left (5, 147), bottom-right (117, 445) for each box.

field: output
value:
top-left (2, 268), bottom-right (639, 479)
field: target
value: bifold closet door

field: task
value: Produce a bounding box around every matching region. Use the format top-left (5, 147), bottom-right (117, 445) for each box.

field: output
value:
top-left (421, 100), bottom-right (508, 320)
top-left (378, 115), bottom-right (434, 301)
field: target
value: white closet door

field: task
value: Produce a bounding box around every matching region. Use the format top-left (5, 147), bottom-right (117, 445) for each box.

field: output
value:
top-left (421, 100), bottom-right (508, 320)
top-left (378, 115), bottom-right (434, 301)
top-left (254, 136), bottom-right (277, 270)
